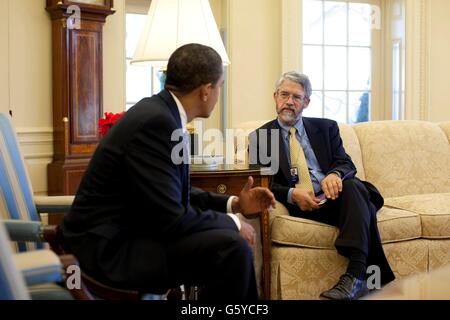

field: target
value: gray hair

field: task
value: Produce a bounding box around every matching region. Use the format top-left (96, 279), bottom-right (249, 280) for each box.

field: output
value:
top-left (275, 71), bottom-right (312, 99)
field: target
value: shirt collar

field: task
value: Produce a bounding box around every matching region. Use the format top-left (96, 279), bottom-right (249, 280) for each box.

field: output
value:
top-left (169, 91), bottom-right (187, 133)
top-left (277, 117), bottom-right (305, 137)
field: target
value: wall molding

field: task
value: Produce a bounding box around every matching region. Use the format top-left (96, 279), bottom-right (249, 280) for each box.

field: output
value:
top-left (16, 128), bottom-right (54, 194)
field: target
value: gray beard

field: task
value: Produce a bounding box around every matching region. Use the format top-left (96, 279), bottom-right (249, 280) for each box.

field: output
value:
top-left (278, 111), bottom-right (301, 127)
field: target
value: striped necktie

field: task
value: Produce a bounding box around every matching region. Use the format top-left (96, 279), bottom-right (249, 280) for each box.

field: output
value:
top-left (289, 127), bottom-right (314, 193)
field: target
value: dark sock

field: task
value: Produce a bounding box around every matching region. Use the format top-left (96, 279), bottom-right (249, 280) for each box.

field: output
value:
top-left (346, 249), bottom-right (367, 280)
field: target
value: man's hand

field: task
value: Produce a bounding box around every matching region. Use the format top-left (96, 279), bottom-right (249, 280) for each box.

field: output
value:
top-left (292, 188), bottom-right (321, 211)
top-left (320, 172), bottom-right (343, 200)
top-left (239, 220), bottom-right (256, 246)
top-left (232, 176), bottom-right (276, 216)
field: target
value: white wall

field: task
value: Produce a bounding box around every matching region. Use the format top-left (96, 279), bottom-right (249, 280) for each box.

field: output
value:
top-left (227, 0), bottom-right (282, 129)
top-left (103, 0), bottom-right (126, 114)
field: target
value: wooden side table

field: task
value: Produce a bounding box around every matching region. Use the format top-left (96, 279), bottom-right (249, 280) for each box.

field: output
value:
top-left (190, 164), bottom-right (272, 299)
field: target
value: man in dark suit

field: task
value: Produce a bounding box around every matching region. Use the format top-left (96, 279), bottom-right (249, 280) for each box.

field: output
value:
top-left (250, 71), bottom-right (395, 300)
top-left (60, 44), bottom-right (276, 301)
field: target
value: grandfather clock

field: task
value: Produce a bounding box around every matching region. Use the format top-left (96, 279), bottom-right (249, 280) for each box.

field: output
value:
top-left (46, 0), bottom-right (115, 195)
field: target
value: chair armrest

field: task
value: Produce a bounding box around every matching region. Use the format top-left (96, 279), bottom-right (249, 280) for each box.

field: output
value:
top-left (3, 220), bottom-right (44, 242)
top-left (14, 250), bottom-right (63, 286)
top-left (34, 195), bottom-right (74, 214)
top-left (4, 220), bottom-right (63, 253)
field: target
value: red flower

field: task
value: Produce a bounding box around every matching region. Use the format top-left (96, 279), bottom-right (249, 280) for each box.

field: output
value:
top-left (98, 111), bottom-right (125, 137)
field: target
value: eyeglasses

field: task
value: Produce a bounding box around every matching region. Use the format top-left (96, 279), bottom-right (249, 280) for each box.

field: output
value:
top-left (276, 90), bottom-right (306, 104)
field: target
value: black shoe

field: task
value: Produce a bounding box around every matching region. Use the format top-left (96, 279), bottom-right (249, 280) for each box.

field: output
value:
top-left (320, 273), bottom-right (369, 300)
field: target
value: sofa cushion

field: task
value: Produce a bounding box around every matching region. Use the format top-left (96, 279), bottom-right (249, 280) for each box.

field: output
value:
top-left (377, 207), bottom-right (422, 243)
top-left (385, 193), bottom-right (450, 239)
top-left (353, 121), bottom-right (450, 198)
top-left (271, 206), bottom-right (421, 249)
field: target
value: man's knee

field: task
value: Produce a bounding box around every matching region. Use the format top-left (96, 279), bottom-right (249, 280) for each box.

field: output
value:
top-left (343, 179), bottom-right (368, 196)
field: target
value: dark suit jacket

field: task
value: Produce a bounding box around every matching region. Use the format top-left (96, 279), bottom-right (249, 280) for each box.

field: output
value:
top-left (61, 90), bottom-right (237, 286)
top-left (250, 118), bottom-right (384, 210)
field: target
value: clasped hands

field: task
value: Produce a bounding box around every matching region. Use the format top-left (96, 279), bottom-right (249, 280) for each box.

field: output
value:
top-left (292, 173), bottom-right (342, 212)
top-left (231, 176), bottom-right (276, 246)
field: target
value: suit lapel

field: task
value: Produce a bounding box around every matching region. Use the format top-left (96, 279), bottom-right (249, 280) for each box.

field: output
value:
top-left (303, 118), bottom-right (330, 172)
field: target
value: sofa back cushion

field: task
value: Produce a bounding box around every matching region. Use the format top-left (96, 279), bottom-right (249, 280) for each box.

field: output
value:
top-left (353, 121), bottom-right (450, 198)
top-left (439, 122), bottom-right (450, 143)
top-left (338, 123), bottom-right (366, 180)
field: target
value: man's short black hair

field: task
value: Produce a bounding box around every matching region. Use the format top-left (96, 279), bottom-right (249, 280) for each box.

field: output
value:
top-left (165, 43), bottom-right (223, 94)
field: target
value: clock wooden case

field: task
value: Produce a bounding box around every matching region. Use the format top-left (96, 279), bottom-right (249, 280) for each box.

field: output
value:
top-left (46, 0), bottom-right (115, 195)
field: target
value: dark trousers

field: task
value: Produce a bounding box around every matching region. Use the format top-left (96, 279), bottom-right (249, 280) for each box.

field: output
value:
top-left (286, 179), bottom-right (395, 285)
top-left (64, 228), bottom-right (258, 301)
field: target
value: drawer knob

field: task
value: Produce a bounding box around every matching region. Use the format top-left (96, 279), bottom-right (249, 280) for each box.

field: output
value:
top-left (217, 184), bottom-right (227, 194)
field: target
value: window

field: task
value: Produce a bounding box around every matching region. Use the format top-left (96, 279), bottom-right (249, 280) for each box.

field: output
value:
top-left (301, 0), bottom-right (379, 124)
top-left (125, 13), bottom-right (162, 110)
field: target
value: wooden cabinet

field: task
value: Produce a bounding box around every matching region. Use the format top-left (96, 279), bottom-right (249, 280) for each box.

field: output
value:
top-left (45, 0), bottom-right (115, 195)
top-left (190, 164), bottom-right (272, 299)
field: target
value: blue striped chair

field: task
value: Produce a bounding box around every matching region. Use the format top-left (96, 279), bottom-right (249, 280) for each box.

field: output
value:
top-left (0, 113), bottom-right (170, 300)
top-left (0, 219), bottom-right (78, 300)
top-left (0, 113), bottom-right (74, 253)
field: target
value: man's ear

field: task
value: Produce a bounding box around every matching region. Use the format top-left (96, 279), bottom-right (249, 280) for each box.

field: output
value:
top-left (200, 83), bottom-right (212, 102)
top-left (303, 98), bottom-right (311, 109)
top-left (273, 91), bottom-right (277, 102)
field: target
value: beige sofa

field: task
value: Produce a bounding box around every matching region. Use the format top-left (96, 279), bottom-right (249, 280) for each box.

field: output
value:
top-left (236, 120), bottom-right (450, 300)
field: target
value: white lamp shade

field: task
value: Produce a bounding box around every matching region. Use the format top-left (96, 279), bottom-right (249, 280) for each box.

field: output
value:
top-left (131, 0), bottom-right (230, 66)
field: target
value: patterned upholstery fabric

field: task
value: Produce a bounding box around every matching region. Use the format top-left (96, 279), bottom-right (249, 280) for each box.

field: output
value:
top-left (385, 193), bottom-right (450, 238)
top-left (0, 113), bottom-right (42, 252)
top-left (353, 121), bottom-right (450, 198)
top-left (428, 240), bottom-right (450, 270)
top-left (439, 122), bottom-right (450, 143)
top-left (337, 123), bottom-right (366, 180)
top-left (235, 120), bottom-right (450, 300)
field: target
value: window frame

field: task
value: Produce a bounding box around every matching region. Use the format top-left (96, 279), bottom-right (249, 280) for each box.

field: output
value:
top-left (282, 0), bottom-right (382, 123)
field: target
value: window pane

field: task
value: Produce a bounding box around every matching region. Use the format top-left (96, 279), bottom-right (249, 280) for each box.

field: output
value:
top-left (303, 0), bottom-right (323, 45)
top-left (349, 91), bottom-right (370, 124)
top-left (303, 91), bottom-right (323, 118)
top-left (324, 91), bottom-right (346, 123)
top-left (349, 3), bottom-right (372, 46)
top-left (348, 47), bottom-right (371, 90)
top-left (126, 60), bottom-right (152, 103)
top-left (152, 68), bottom-right (164, 94)
top-left (126, 14), bottom-right (147, 59)
top-left (324, 46), bottom-right (347, 90)
top-left (303, 45), bottom-right (323, 90)
top-left (324, 1), bottom-right (347, 45)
